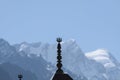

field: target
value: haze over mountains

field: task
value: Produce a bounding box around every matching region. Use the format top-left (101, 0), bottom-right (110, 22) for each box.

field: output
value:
top-left (0, 38), bottom-right (120, 80)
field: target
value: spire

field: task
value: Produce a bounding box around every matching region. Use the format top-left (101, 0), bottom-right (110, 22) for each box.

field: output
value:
top-left (52, 38), bottom-right (73, 80)
top-left (56, 38), bottom-right (63, 74)
top-left (18, 74), bottom-right (23, 80)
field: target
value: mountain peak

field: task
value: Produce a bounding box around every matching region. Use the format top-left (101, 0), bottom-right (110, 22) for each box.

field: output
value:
top-left (0, 38), bottom-right (6, 41)
top-left (66, 39), bottom-right (76, 43)
top-left (68, 39), bottom-right (76, 42)
top-left (0, 38), bottom-right (9, 46)
top-left (0, 38), bottom-right (120, 80)
top-left (85, 49), bottom-right (117, 68)
top-left (86, 49), bottom-right (110, 58)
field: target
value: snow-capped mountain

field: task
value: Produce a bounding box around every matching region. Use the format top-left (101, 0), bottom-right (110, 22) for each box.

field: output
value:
top-left (86, 49), bottom-right (120, 80)
top-left (85, 49), bottom-right (119, 68)
top-left (0, 38), bottom-right (120, 80)
top-left (0, 39), bottom-right (82, 80)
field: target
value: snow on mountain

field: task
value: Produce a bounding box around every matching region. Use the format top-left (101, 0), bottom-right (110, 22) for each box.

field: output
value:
top-left (0, 38), bottom-right (120, 80)
top-left (14, 39), bottom-right (108, 80)
top-left (85, 49), bottom-right (118, 68)
top-left (15, 41), bottom-right (49, 57)
top-left (85, 49), bottom-right (120, 80)
top-left (15, 39), bottom-right (85, 74)
top-left (0, 39), bottom-right (82, 80)
top-left (0, 39), bottom-right (53, 80)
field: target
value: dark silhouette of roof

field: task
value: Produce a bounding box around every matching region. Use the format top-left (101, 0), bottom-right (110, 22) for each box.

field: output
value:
top-left (52, 38), bottom-right (73, 80)
top-left (52, 73), bottom-right (73, 80)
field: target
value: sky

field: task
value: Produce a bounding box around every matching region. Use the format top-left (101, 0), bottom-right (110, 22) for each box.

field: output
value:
top-left (0, 0), bottom-right (120, 61)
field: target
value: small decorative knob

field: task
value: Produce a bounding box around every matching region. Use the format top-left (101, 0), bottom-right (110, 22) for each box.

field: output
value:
top-left (56, 38), bottom-right (62, 42)
top-left (18, 74), bottom-right (23, 80)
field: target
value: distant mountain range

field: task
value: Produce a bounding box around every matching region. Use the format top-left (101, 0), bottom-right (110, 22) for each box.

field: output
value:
top-left (0, 38), bottom-right (120, 80)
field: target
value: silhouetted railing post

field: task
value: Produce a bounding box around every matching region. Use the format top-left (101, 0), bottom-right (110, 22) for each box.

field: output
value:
top-left (18, 74), bottom-right (23, 80)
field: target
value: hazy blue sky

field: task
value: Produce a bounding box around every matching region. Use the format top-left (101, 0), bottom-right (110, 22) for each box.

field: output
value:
top-left (0, 0), bottom-right (120, 61)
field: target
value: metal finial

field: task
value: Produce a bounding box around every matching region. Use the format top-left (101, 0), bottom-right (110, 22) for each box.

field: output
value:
top-left (56, 38), bottom-right (63, 74)
top-left (56, 38), bottom-right (62, 42)
top-left (52, 38), bottom-right (73, 80)
top-left (18, 74), bottom-right (23, 80)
